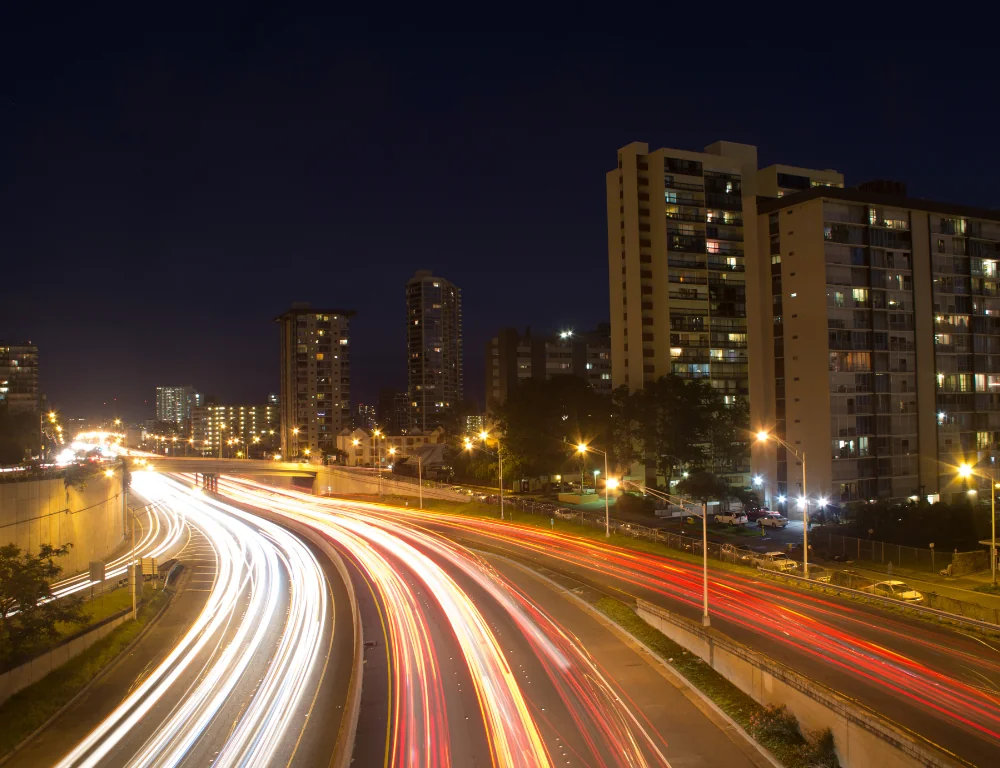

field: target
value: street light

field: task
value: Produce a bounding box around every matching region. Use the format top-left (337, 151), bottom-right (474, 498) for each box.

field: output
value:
top-left (468, 431), bottom-right (504, 520)
top-left (577, 442), bottom-right (611, 538)
top-left (959, 462), bottom-right (997, 586)
top-left (757, 430), bottom-right (811, 578)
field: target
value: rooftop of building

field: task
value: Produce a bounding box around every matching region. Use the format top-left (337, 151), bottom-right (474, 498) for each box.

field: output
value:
top-left (758, 183), bottom-right (1000, 223)
top-left (274, 303), bottom-right (356, 320)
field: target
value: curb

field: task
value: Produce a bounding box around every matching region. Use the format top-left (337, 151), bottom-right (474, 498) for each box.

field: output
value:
top-left (0, 584), bottom-right (175, 766)
top-left (483, 552), bottom-right (783, 768)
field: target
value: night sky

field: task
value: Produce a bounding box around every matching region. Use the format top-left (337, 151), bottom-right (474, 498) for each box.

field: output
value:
top-left (3, 12), bottom-right (998, 421)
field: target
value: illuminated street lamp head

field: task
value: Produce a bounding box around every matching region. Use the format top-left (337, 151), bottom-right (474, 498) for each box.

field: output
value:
top-left (606, 477), bottom-right (619, 490)
top-left (576, 443), bottom-right (588, 454)
top-left (114, 418), bottom-right (121, 425)
top-left (303, 448), bottom-right (311, 456)
top-left (352, 438), bottom-right (360, 447)
top-left (291, 427), bottom-right (299, 436)
top-left (104, 469), bottom-right (114, 478)
top-left (373, 428), bottom-right (382, 438)
top-left (753, 475), bottom-right (763, 486)
top-left (479, 431), bottom-right (489, 441)
top-left (756, 431), bottom-right (769, 442)
top-left (958, 463), bottom-right (973, 478)
top-left (388, 447), bottom-right (397, 456)
top-left (777, 495), bottom-right (786, 503)
top-left (252, 436), bottom-right (260, 443)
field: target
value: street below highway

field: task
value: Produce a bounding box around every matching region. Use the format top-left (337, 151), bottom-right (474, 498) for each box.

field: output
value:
top-left (14, 473), bottom-right (347, 768)
top-left (217, 477), bottom-right (768, 767)
top-left (219, 480), bottom-right (1000, 768)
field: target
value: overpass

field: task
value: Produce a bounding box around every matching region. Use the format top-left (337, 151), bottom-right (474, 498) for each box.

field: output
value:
top-left (139, 457), bottom-right (470, 502)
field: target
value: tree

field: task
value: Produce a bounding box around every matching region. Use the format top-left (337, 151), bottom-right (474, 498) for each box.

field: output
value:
top-left (490, 376), bottom-right (611, 478)
top-left (675, 470), bottom-right (731, 504)
top-left (609, 385), bottom-right (642, 475)
top-left (0, 543), bottom-right (84, 666)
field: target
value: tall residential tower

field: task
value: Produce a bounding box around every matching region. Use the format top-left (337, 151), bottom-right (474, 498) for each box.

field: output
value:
top-left (407, 271), bottom-right (462, 432)
top-left (276, 304), bottom-right (354, 458)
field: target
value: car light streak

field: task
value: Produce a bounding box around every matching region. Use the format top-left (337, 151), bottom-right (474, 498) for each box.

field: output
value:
top-left (54, 473), bottom-right (328, 768)
top-left (220, 478), bottom-right (1000, 755)
top-left (217, 477), bottom-right (672, 767)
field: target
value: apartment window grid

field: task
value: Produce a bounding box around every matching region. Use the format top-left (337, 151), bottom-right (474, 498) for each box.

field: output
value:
top-left (932, 215), bottom-right (1000, 485)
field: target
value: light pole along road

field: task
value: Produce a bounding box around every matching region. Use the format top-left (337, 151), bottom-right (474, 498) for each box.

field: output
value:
top-left (756, 429), bottom-right (813, 577)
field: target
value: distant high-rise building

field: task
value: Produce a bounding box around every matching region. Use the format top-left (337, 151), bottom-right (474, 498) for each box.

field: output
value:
top-left (0, 342), bottom-right (39, 414)
top-left (192, 403), bottom-right (280, 455)
top-left (353, 402), bottom-right (377, 431)
top-left (465, 413), bottom-right (484, 435)
top-left (155, 386), bottom-right (199, 425)
top-left (276, 304), bottom-right (354, 457)
top-left (486, 325), bottom-right (612, 406)
top-left (407, 271), bottom-right (462, 432)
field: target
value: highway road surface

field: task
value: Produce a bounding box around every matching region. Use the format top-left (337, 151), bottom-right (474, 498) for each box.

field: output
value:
top-left (11, 473), bottom-right (349, 768)
top-left (218, 476), bottom-right (770, 767)
top-left (220, 480), bottom-right (1000, 768)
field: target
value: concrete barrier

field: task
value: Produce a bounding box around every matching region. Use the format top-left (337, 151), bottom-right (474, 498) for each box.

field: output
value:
top-left (636, 599), bottom-right (965, 768)
top-left (0, 608), bottom-right (131, 705)
top-left (311, 466), bottom-right (470, 503)
top-left (0, 475), bottom-right (126, 575)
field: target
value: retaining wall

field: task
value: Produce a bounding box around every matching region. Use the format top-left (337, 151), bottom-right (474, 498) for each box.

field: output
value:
top-left (311, 467), bottom-right (470, 502)
top-left (0, 608), bottom-right (131, 705)
top-left (0, 474), bottom-right (126, 575)
top-left (636, 599), bottom-right (964, 768)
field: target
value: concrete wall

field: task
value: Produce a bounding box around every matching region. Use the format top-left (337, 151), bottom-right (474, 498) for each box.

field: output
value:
top-left (0, 608), bottom-right (131, 705)
top-left (311, 467), bottom-right (470, 502)
top-left (0, 473), bottom-right (126, 576)
top-left (636, 600), bottom-right (963, 768)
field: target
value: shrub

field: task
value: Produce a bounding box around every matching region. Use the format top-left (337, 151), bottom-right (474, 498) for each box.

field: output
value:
top-left (615, 492), bottom-right (656, 515)
top-left (749, 704), bottom-right (803, 745)
top-left (801, 728), bottom-right (839, 768)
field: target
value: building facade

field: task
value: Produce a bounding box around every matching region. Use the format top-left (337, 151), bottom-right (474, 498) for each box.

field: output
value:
top-left (155, 386), bottom-right (200, 426)
top-left (485, 325), bottom-right (612, 406)
top-left (0, 343), bottom-right (39, 413)
top-left (750, 185), bottom-right (1000, 508)
top-left (337, 426), bottom-right (446, 466)
top-left (192, 404), bottom-right (280, 455)
top-left (276, 305), bottom-right (354, 458)
top-left (407, 271), bottom-right (462, 432)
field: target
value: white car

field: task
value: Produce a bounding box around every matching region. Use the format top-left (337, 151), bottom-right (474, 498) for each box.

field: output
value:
top-left (760, 515), bottom-right (788, 528)
top-left (714, 512), bottom-right (748, 525)
top-left (752, 551), bottom-right (797, 572)
top-left (864, 580), bottom-right (925, 603)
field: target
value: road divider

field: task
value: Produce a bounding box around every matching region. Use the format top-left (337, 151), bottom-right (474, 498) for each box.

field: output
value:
top-left (635, 598), bottom-right (967, 768)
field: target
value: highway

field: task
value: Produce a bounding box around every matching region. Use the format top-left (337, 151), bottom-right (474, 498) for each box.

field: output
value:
top-left (219, 480), bottom-right (1000, 768)
top-left (15, 472), bottom-right (347, 768)
top-left (216, 477), bottom-right (765, 767)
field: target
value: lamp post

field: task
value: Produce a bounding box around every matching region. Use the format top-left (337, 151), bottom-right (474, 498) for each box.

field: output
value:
top-left (467, 431), bottom-right (504, 520)
top-left (291, 427), bottom-right (300, 459)
top-left (959, 462), bottom-right (997, 586)
top-left (757, 430), bottom-right (810, 578)
top-left (577, 443), bottom-right (612, 538)
top-left (372, 428), bottom-right (383, 496)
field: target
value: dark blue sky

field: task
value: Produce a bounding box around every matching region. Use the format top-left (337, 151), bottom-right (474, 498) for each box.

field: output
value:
top-left (2, 12), bottom-right (998, 420)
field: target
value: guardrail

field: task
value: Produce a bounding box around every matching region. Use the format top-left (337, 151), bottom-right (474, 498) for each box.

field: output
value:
top-left (478, 494), bottom-right (1000, 630)
top-left (756, 565), bottom-right (1000, 632)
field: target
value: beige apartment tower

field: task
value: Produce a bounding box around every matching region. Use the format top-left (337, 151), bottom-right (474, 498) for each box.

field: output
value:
top-left (749, 185), bottom-right (1000, 509)
top-left (608, 140), bottom-right (842, 485)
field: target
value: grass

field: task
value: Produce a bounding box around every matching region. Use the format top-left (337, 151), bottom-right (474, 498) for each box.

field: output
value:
top-left (595, 597), bottom-right (838, 768)
top-left (0, 584), bottom-right (168, 757)
top-left (973, 582), bottom-right (1000, 595)
top-left (54, 586), bottom-right (136, 638)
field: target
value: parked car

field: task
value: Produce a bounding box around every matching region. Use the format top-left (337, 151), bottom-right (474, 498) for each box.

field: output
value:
top-left (760, 515), bottom-right (788, 529)
top-left (792, 564), bottom-right (832, 582)
top-left (752, 551), bottom-right (797, 572)
top-left (863, 580), bottom-right (925, 603)
top-left (714, 512), bottom-right (748, 525)
top-left (745, 508), bottom-right (772, 522)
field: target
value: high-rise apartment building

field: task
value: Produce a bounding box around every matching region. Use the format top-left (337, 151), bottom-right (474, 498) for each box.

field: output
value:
top-left (407, 271), bottom-right (462, 432)
top-left (0, 343), bottom-right (39, 413)
top-left (192, 403), bottom-right (280, 455)
top-left (276, 304), bottom-right (354, 457)
top-left (353, 402), bottom-right (377, 431)
top-left (485, 325), bottom-right (612, 406)
top-left (155, 386), bottom-right (200, 425)
top-left (750, 184), bottom-right (1000, 508)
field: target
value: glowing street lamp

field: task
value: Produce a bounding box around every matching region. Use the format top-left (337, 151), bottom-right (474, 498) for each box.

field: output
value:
top-left (577, 442), bottom-right (611, 538)
top-left (758, 430), bottom-right (811, 577)
top-left (468, 431), bottom-right (504, 520)
top-left (958, 462), bottom-right (997, 585)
